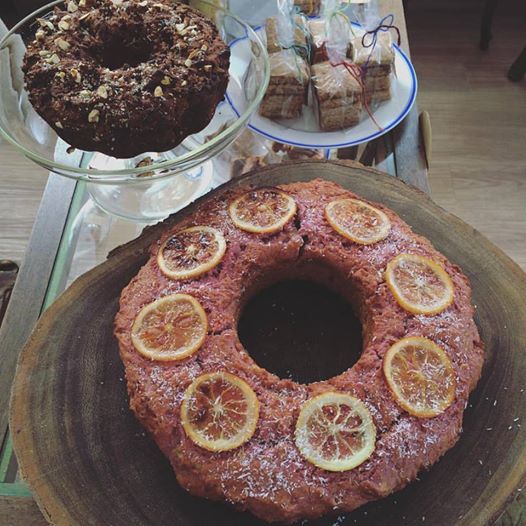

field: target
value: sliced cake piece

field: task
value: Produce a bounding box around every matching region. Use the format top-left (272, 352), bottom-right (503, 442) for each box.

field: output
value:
top-left (259, 50), bottom-right (309, 120)
top-left (350, 32), bottom-right (395, 68)
top-left (311, 61), bottom-right (363, 130)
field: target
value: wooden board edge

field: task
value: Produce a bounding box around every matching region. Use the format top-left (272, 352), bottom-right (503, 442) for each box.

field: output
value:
top-left (9, 160), bottom-right (526, 526)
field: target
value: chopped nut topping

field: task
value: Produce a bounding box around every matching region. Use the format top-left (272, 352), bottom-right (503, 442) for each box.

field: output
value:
top-left (56, 71), bottom-right (66, 79)
top-left (154, 86), bottom-right (163, 97)
top-left (201, 44), bottom-right (208, 51)
top-left (138, 0), bottom-right (148, 5)
top-left (181, 80), bottom-right (188, 86)
top-left (161, 76), bottom-right (171, 85)
top-left (97, 85), bottom-right (108, 98)
top-left (79, 0), bottom-right (86, 6)
top-left (48, 54), bottom-right (61, 64)
top-left (79, 90), bottom-right (92, 98)
top-left (88, 109), bottom-right (100, 123)
top-left (38, 18), bottom-right (55, 31)
top-left (188, 49), bottom-right (200, 60)
top-left (184, 58), bottom-right (192, 68)
top-left (111, 0), bottom-right (123, 5)
top-left (175, 23), bottom-right (186, 32)
top-left (136, 156), bottom-right (154, 177)
top-left (71, 68), bottom-right (81, 82)
top-left (67, 1), bottom-right (78, 12)
top-left (35, 30), bottom-right (46, 41)
top-left (79, 12), bottom-right (92, 21)
top-left (39, 50), bottom-right (51, 57)
top-left (58, 20), bottom-right (70, 31)
top-left (204, 64), bottom-right (212, 71)
top-left (56, 38), bottom-right (70, 50)
top-left (55, 121), bottom-right (63, 129)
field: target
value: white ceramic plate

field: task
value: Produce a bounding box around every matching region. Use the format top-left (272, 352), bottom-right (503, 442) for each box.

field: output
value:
top-left (226, 24), bottom-right (417, 149)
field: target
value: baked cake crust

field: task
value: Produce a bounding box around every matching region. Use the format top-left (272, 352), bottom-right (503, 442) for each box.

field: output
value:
top-left (23, 0), bottom-right (230, 158)
top-left (114, 178), bottom-right (484, 523)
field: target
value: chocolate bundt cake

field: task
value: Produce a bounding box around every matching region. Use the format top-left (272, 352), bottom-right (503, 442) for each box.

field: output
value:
top-left (114, 178), bottom-right (484, 523)
top-left (23, 0), bottom-right (230, 158)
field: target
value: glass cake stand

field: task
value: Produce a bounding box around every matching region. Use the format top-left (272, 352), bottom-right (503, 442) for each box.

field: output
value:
top-left (0, 0), bottom-right (270, 222)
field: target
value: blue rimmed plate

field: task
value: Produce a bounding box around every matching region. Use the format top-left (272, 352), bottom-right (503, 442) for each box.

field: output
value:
top-left (226, 24), bottom-right (417, 149)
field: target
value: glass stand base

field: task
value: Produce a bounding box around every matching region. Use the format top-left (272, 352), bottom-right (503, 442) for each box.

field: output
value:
top-left (86, 160), bottom-right (214, 222)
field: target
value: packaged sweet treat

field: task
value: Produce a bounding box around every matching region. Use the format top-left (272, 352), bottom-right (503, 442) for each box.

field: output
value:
top-left (259, 49), bottom-right (309, 119)
top-left (265, 15), bottom-right (309, 59)
top-left (308, 17), bottom-right (353, 65)
top-left (308, 19), bottom-right (329, 64)
top-left (318, 0), bottom-right (354, 65)
top-left (364, 74), bottom-right (391, 91)
top-left (350, 32), bottom-right (395, 67)
top-left (259, 0), bottom-right (397, 129)
top-left (351, 32), bottom-right (394, 105)
top-left (311, 61), bottom-right (362, 130)
top-left (293, 0), bottom-right (321, 16)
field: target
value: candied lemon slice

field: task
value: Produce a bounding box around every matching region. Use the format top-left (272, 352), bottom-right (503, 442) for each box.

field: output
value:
top-left (295, 392), bottom-right (376, 472)
top-left (383, 336), bottom-right (456, 418)
top-left (325, 198), bottom-right (391, 244)
top-left (157, 226), bottom-right (226, 280)
top-left (181, 372), bottom-right (259, 451)
top-left (385, 253), bottom-right (455, 315)
top-left (228, 187), bottom-right (297, 234)
top-left (131, 294), bottom-right (207, 361)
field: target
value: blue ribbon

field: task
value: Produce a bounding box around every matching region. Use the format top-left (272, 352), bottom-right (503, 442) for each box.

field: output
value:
top-left (361, 14), bottom-right (401, 50)
top-left (360, 13), bottom-right (400, 71)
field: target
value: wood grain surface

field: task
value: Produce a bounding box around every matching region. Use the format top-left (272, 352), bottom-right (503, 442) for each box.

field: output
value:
top-left (9, 161), bottom-right (526, 526)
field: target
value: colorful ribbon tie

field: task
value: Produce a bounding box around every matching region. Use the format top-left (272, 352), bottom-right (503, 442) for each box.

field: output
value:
top-left (329, 60), bottom-right (383, 131)
top-left (361, 13), bottom-right (401, 49)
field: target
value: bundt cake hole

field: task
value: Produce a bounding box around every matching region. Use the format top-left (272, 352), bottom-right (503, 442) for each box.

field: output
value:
top-left (237, 279), bottom-right (363, 384)
top-left (93, 36), bottom-right (154, 70)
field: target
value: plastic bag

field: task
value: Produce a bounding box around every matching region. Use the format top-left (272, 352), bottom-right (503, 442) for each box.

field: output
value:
top-left (265, 0), bottom-right (310, 56)
top-left (322, 0), bottom-right (353, 66)
top-left (293, 0), bottom-right (321, 16)
top-left (311, 61), bottom-right (362, 130)
top-left (259, 49), bottom-right (309, 120)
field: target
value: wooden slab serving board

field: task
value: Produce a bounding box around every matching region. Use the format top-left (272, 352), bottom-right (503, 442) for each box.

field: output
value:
top-left (10, 161), bottom-right (526, 526)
